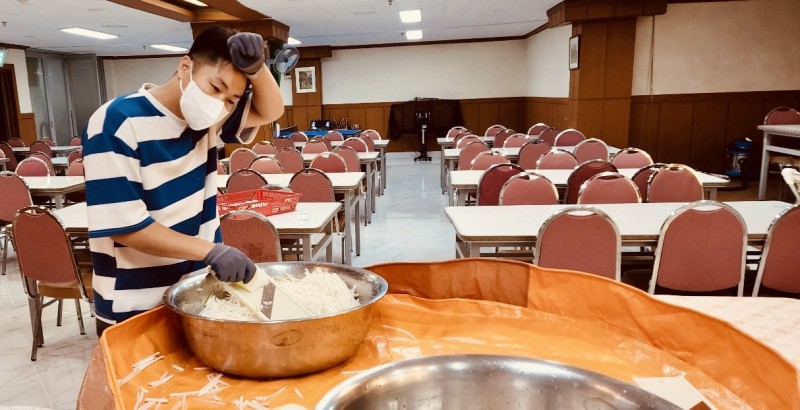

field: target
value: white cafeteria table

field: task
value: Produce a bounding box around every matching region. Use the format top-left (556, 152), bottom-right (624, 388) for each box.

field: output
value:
top-left (441, 145), bottom-right (622, 194)
top-left (12, 145), bottom-right (80, 157)
top-left (20, 175), bottom-right (85, 208)
top-left (437, 136), bottom-right (495, 191)
top-left (53, 202), bottom-right (343, 263)
top-left (295, 139), bottom-right (390, 195)
top-left (447, 168), bottom-right (731, 206)
top-left (444, 201), bottom-right (790, 258)
top-left (218, 172), bottom-right (365, 265)
top-left (757, 124), bottom-right (800, 200)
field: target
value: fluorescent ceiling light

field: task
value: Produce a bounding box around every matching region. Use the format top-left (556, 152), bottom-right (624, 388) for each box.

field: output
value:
top-left (61, 27), bottom-right (118, 40)
top-left (182, 0), bottom-right (208, 6)
top-left (151, 44), bottom-right (188, 52)
top-left (287, 37), bottom-right (301, 45)
top-left (399, 9), bottom-right (422, 24)
top-left (405, 30), bottom-right (423, 40)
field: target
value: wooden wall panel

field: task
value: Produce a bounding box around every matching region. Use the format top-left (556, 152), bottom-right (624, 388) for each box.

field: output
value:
top-left (600, 98), bottom-right (630, 148)
top-left (524, 97), bottom-right (571, 130)
top-left (629, 90), bottom-right (800, 172)
top-left (18, 113), bottom-right (36, 143)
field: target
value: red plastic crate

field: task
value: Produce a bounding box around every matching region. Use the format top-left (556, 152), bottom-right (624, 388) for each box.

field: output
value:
top-left (217, 189), bottom-right (302, 217)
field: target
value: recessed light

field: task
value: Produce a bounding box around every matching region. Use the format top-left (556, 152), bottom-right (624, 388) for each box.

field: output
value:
top-left (405, 30), bottom-right (423, 40)
top-left (60, 27), bottom-right (118, 40)
top-left (287, 37), bottom-right (301, 45)
top-left (182, 0), bottom-right (208, 6)
top-left (151, 44), bottom-right (188, 52)
top-left (399, 9), bottom-right (421, 24)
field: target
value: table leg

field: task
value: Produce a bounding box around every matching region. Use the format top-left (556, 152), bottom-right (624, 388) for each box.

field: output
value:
top-left (354, 196), bottom-right (361, 256)
top-left (467, 242), bottom-right (481, 258)
top-left (326, 225), bottom-right (333, 263)
top-left (457, 189), bottom-right (468, 207)
top-left (343, 190), bottom-right (353, 265)
top-left (380, 147), bottom-right (386, 195)
top-left (758, 131), bottom-right (770, 200)
top-left (708, 188), bottom-right (717, 200)
top-left (368, 162), bottom-right (376, 214)
top-left (55, 194), bottom-right (64, 209)
top-left (302, 234), bottom-right (312, 261)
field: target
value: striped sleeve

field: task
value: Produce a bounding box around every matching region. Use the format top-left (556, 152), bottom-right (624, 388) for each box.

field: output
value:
top-left (83, 119), bottom-right (154, 238)
top-left (219, 90), bottom-right (257, 144)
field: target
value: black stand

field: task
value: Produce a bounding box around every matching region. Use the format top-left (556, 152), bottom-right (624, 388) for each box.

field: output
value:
top-left (414, 125), bottom-right (432, 162)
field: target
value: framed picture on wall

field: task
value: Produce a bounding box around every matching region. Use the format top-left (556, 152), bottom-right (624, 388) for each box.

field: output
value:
top-left (295, 66), bottom-right (316, 93)
top-left (569, 35), bottom-right (580, 70)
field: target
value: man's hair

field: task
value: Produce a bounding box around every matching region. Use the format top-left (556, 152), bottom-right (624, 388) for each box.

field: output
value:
top-left (188, 25), bottom-right (236, 67)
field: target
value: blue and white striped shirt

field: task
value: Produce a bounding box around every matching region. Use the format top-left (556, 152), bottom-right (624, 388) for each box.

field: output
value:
top-left (83, 83), bottom-right (255, 324)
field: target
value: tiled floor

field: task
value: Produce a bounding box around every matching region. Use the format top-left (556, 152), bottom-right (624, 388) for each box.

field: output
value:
top-left (0, 151), bottom-right (787, 408)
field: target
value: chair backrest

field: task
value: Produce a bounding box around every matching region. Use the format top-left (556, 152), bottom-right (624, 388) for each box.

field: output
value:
top-left (220, 210), bottom-right (282, 263)
top-left (573, 138), bottom-right (609, 164)
top-left (527, 123), bottom-right (549, 136)
top-left (362, 129), bottom-right (381, 140)
top-left (485, 124), bottom-right (507, 137)
top-left (492, 129), bottom-right (516, 150)
top-left (217, 160), bottom-right (226, 174)
top-left (554, 129), bottom-right (586, 146)
top-left (289, 168), bottom-right (335, 202)
top-left (40, 137), bottom-right (56, 147)
top-left (455, 135), bottom-right (482, 149)
top-left (253, 141), bottom-right (277, 155)
top-left (451, 131), bottom-right (473, 147)
top-left (0, 143), bottom-right (17, 171)
top-left (753, 205), bottom-right (800, 295)
top-left (67, 149), bottom-right (83, 165)
top-left (499, 171), bottom-right (559, 205)
top-left (534, 206), bottom-right (621, 281)
top-left (476, 163), bottom-right (525, 206)
top-left (16, 156), bottom-right (52, 176)
top-left (611, 147), bottom-right (654, 169)
top-left (249, 156), bottom-right (284, 174)
top-left (225, 169), bottom-right (268, 193)
top-left (647, 164), bottom-right (703, 203)
top-left (229, 148), bottom-right (257, 173)
top-left (359, 136), bottom-right (375, 152)
top-left (326, 130), bottom-right (345, 141)
top-left (29, 141), bottom-right (52, 158)
top-left (273, 138), bottom-right (294, 151)
top-left (301, 140), bottom-right (329, 154)
top-left (577, 172), bottom-right (641, 204)
top-left (66, 158), bottom-right (85, 177)
top-left (275, 148), bottom-right (305, 173)
top-left (333, 146), bottom-right (360, 173)
top-left (314, 136), bottom-right (333, 151)
top-left (764, 106), bottom-right (800, 125)
top-left (631, 163), bottom-right (666, 202)
top-left (31, 152), bottom-right (56, 175)
top-left (69, 136), bottom-right (82, 146)
top-left (289, 132), bottom-right (309, 142)
top-left (457, 141), bottom-right (490, 171)
top-left (502, 133), bottom-right (531, 148)
top-left (0, 171), bottom-right (33, 223)
top-left (7, 137), bottom-right (25, 147)
top-left (446, 126), bottom-right (468, 139)
top-left (13, 206), bottom-right (88, 297)
top-left (536, 149), bottom-right (579, 170)
top-left (470, 151), bottom-right (509, 170)
top-left (518, 140), bottom-right (552, 169)
top-left (310, 152), bottom-right (348, 173)
top-left (650, 200), bottom-right (746, 295)
top-left (537, 127), bottom-right (560, 146)
top-left (564, 160), bottom-right (617, 204)
top-left (342, 137), bottom-right (368, 153)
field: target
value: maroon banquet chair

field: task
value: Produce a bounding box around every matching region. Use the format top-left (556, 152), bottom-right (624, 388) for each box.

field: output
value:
top-left (228, 148), bottom-right (257, 174)
top-left (554, 129), bottom-right (586, 147)
top-left (492, 129), bottom-right (516, 150)
top-left (503, 134), bottom-right (531, 148)
top-left (753, 205), bottom-right (800, 296)
top-left (536, 149), bottom-right (579, 170)
top-left (326, 130), bottom-right (345, 142)
top-left (333, 146), bottom-right (360, 175)
top-left (577, 172), bottom-right (641, 204)
top-left (225, 169), bottom-right (268, 193)
top-left (342, 137), bottom-right (368, 153)
top-left (611, 147), bottom-right (654, 169)
top-left (527, 123), bottom-right (549, 136)
top-left (69, 136), bottom-right (82, 146)
top-left (534, 206), bottom-right (621, 281)
top-left (16, 157), bottom-right (52, 177)
top-left (518, 140), bottom-right (551, 169)
top-left (273, 138), bottom-right (294, 151)
top-left (275, 148), bottom-right (305, 174)
top-left (573, 138), bottom-right (609, 164)
top-left (67, 149), bottom-right (83, 165)
top-left (458, 141), bottom-right (490, 171)
top-left (301, 140), bottom-right (328, 154)
top-left (253, 141), bottom-right (277, 155)
top-left (220, 210), bottom-right (282, 263)
top-left (362, 129), bottom-right (382, 141)
top-left (564, 160), bottom-right (617, 204)
top-left (7, 137), bottom-right (25, 147)
top-left (310, 152), bottom-right (348, 173)
top-left (499, 171), bottom-right (559, 205)
top-left (359, 136), bottom-right (375, 152)
top-left (29, 141), bottom-right (52, 158)
top-left (314, 136), bottom-right (333, 151)
top-left (647, 164), bottom-right (703, 203)
top-left (446, 126), bottom-right (468, 139)
top-left (0, 143), bottom-right (17, 171)
top-left (40, 137), bottom-right (56, 147)
top-left (631, 163), bottom-right (667, 202)
top-left (470, 151), bottom-right (509, 171)
top-left (289, 132), bottom-right (309, 142)
top-left (455, 135), bottom-right (482, 149)
top-left (1, 171), bottom-right (33, 276)
top-left (648, 201), bottom-right (747, 296)
top-left (476, 163), bottom-right (525, 206)
top-left (485, 124), bottom-right (507, 137)
top-left (65, 159), bottom-right (86, 203)
top-left (537, 127), bottom-right (560, 147)
top-left (249, 156), bottom-right (284, 174)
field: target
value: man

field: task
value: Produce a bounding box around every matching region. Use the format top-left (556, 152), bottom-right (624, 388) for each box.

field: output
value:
top-left (82, 26), bottom-right (284, 335)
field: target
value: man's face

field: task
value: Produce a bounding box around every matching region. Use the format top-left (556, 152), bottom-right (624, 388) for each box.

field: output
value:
top-left (180, 57), bottom-right (248, 113)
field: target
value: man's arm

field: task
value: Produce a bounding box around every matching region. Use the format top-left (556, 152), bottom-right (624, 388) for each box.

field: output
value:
top-left (243, 66), bottom-right (284, 129)
top-left (111, 223), bottom-right (214, 262)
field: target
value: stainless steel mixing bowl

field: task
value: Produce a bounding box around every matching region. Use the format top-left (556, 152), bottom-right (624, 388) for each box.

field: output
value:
top-left (162, 262), bottom-right (388, 378)
top-left (316, 355), bottom-right (682, 410)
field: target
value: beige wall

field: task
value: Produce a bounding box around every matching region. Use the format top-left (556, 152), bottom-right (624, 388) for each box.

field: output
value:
top-left (525, 25), bottom-right (571, 98)
top-left (6, 48), bottom-right (32, 113)
top-left (632, 0), bottom-right (800, 95)
top-left (321, 40), bottom-right (528, 104)
top-left (102, 57), bottom-right (181, 98)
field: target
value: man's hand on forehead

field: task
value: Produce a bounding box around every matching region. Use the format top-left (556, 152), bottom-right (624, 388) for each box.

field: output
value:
top-left (227, 32), bottom-right (266, 77)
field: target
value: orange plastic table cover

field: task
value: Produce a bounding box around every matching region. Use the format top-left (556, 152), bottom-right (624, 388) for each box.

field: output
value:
top-left (89, 259), bottom-right (799, 409)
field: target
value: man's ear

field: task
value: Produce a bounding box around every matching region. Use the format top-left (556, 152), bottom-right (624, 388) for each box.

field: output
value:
top-left (177, 55), bottom-right (192, 79)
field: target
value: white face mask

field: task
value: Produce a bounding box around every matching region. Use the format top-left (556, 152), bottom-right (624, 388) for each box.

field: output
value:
top-left (179, 62), bottom-right (230, 130)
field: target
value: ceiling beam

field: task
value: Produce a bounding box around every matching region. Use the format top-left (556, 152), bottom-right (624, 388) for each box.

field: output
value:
top-left (194, 9), bottom-right (241, 22)
top-left (201, 0), bottom-right (267, 21)
top-left (108, 0), bottom-right (195, 23)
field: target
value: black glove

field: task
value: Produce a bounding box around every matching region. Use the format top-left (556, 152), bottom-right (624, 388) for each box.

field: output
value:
top-left (227, 32), bottom-right (266, 76)
top-left (204, 243), bottom-right (256, 283)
